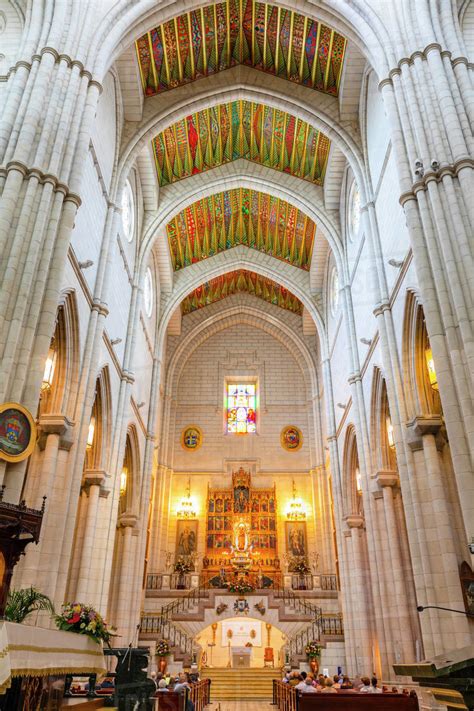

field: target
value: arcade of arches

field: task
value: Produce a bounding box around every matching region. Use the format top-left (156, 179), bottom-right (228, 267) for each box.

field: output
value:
top-left (0, 0), bottom-right (473, 706)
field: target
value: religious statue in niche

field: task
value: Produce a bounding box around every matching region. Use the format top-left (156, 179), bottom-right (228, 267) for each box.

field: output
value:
top-left (176, 520), bottom-right (198, 557)
top-left (181, 425), bottom-right (202, 451)
top-left (286, 521), bottom-right (307, 557)
top-left (0, 403), bottom-right (37, 463)
top-left (233, 471), bottom-right (250, 513)
top-left (280, 425), bottom-right (303, 452)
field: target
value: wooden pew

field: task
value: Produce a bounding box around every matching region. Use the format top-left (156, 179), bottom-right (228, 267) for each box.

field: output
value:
top-left (151, 691), bottom-right (186, 711)
top-left (297, 692), bottom-right (419, 711)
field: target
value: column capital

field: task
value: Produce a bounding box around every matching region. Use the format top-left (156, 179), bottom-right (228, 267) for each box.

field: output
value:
top-left (345, 514), bottom-right (365, 529)
top-left (118, 513), bottom-right (138, 529)
top-left (373, 469), bottom-right (400, 488)
top-left (37, 413), bottom-right (75, 451)
top-left (82, 468), bottom-right (107, 488)
top-left (405, 415), bottom-right (444, 451)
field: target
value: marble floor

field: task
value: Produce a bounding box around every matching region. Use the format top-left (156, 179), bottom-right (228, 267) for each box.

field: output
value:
top-left (209, 702), bottom-right (273, 711)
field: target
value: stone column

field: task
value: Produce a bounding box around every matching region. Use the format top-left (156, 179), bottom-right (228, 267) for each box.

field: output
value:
top-left (344, 515), bottom-right (374, 676)
top-left (74, 470), bottom-right (109, 603)
top-left (406, 416), bottom-right (471, 651)
top-left (113, 514), bottom-right (138, 641)
top-left (375, 470), bottom-right (417, 663)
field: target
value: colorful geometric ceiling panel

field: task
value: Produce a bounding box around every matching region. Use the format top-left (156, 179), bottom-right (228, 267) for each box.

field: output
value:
top-left (181, 270), bottom-right (303, 315)
top-left (136, 0), bottom-right (346, 97)
top-left (153, 100), bottom-right (331, 186)
top-left (167, 188), bottom-right (315, 271)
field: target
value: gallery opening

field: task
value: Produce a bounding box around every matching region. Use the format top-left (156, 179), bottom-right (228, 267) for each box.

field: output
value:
top-left (0, 0), bottom-right (472, 709)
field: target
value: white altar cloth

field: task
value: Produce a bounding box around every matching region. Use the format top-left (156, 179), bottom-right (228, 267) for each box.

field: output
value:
top-left (0, 621), bottom-right (106, 694)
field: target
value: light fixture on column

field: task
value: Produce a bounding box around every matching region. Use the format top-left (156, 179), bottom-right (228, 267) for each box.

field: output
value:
top-left (386, 416), bottom-right (395, 449)
top-left (41, 343), bottom-right (57, 391)
top-left (424, 347), bottom-right (438, 390)
top-left (177, 478), bottom-right (196, 519)
top-left (286, 480), bottom-right (306, 521)
top-left (355, 467), bottom-right (362, 494)
top-left (120, 466), bottom-right (128, 496)
top-left (86, 417), bottom-right (95, 449)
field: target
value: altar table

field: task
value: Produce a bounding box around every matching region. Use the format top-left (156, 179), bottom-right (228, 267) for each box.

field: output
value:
top-left (232, 646), bottom-right (251, 668)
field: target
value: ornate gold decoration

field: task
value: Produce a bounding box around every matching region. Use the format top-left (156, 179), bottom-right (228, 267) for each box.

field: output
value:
top-left (280, 425), bottom-right (302, 452)
top-left (181, 424), bottom-right (202, 451)
top-left (0, 402), bottom-right (37, 463)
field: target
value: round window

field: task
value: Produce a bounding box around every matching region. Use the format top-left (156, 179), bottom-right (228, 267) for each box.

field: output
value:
top-left (348, 181), bottom-right (361, 241)
top-left (121, 180), bottom-right (135, 242)
top-left (144, 267), bottom-right (153, 317)
top-left (329, 267), bottom-right (339, 316)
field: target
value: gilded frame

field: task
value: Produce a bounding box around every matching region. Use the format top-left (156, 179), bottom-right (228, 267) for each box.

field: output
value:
top-left (181, 425), bottom-right (203, 451)
top-left (0, 402), bottom-right (37, 463)
top-left (280, 425), bottom-right (303, 452)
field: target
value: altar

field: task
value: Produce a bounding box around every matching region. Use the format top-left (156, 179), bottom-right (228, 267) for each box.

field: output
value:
top-left (232, 647), bottom-right (252, 668)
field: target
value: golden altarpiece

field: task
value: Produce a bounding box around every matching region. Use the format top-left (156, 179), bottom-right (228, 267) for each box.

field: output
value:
top-left (202, 468), bottom-right (281, 587)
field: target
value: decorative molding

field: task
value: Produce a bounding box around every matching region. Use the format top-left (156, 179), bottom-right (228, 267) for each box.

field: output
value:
top-left (378, 44), bottom-right (473, 89)
top-left (0, 161), bottom-right (81, 206)
top-left (5, 48), bottom-right (103, 91)
top-left (399, 157), bottom-right (474, 205)
top-left (130, 396), bottom-right (148, 438)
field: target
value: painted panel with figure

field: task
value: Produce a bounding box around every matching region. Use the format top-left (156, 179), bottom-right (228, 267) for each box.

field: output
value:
top-left (176, 520), bottom-right (198, 558)
top-left (285, 521), bottom-right (307, 557)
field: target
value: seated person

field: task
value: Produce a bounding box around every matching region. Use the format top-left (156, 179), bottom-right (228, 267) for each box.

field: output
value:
top-left (301, 678), bottom-right (319, 694)
top-left (360, 676), bottom-right (374, 692)
top-left (340, 675), bottom-right (353, 689)
top-left (321, 678), bottom-right (337, 693)
top-left (156, 679), bottom-right (169, 693)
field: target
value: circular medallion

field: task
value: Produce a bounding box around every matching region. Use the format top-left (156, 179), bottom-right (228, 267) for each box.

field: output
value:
top-left (0, 402), bottom-right (37, 463)
top-left (181, 425), bottom-right (203, 451)
top-left (281, 425), bottom-right (303, 452)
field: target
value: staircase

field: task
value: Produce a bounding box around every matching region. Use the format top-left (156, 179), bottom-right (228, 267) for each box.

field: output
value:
top-left (204, 667), bottom-right (281, 700)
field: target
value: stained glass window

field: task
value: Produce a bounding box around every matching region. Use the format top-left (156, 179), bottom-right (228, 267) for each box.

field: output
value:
top-left (227, 384), bottom-right (256, 434)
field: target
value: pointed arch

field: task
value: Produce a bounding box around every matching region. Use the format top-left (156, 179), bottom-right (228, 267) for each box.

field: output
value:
top-left (370, 366), bottom-right (397, 473)
top-left (86, 366), bottom-right (113, 472)
top-left (119, 425), bottom-right (141, 515)
top-left (402, 290), bottom-right (442, 419)
top-left (342, 424), bottom-right (362, 518)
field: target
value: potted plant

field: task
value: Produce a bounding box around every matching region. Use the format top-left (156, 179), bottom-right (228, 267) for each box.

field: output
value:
top-left (227, 581), bottom-right (254, 596)
top-left (305, 641), bottom-right (322, 674)
top-left (174, 559), bottom-right (191, 589)
top-left (290, 558), bottom-right (311, 589)
top-left (55, 603), bottom-right (115, 645)
top-left (5, 587), bottom-right (54, 623)
top-left (156, 639), bottom-right (170, 674)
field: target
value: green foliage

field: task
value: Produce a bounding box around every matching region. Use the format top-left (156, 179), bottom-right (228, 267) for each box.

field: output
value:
top-left (5, 587), bottom-right (55, 623)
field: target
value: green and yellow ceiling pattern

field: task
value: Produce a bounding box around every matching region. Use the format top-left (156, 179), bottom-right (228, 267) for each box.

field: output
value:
top-left (167, 187), bottom-right (315, 271)
top-left (136, 0), bottom-right (346, 97)
top-left (153, 100), bottom-right (331, 186)
top-left (181, 269), bottom-right (303, 314)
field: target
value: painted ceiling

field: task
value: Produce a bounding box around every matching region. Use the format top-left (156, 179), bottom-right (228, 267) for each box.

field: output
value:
top-left (181, 270), bottom-right (303, 315)
top-left (167, 188), bottom-right (315, 271)
top-left (136, 0), bottom-right (346, 97)
top-left (153, 100), bottom-right (331, 186)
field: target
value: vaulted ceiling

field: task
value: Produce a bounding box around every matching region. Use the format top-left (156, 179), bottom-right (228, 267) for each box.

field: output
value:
top-left (167, 187), bottom-right (316, 271)
top-left (181, 270), bottom-right (303, 315)
top-left (136, 0), bottom-right (346, 97)
top-left (152, 100), bottom-right (331, 186)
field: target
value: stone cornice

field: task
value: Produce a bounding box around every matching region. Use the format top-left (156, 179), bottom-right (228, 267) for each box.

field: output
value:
top-left (345, 514), bottom-right (365, 529)
top-left (378, 43), bottom-right (473, 89)
top-left (5, 47), bottom-right (103, 92)
top-left (373, 469), bottom-right (400, 489)
top-left (399, 157), bottom-right (474, 206)
top-left (0, 161), bottom-right (81, 206)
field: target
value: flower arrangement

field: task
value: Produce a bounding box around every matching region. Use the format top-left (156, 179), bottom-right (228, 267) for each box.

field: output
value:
top-left (305, 641), bottom-right (322, 659)
top-left (216, 602), bottom-right (228, 615)
top-left (254, 600), bottom-right (266, 616)
top-left (55, 603), bottom-right (114, 644)
top-left (290, 558), bottom-right (311, 575)
top-left (174, 559), bottom-right (192, 574)
top-left (156, 639), bottom-right (170, 657)
top-left (227, 582), bottom-right (254, 595)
